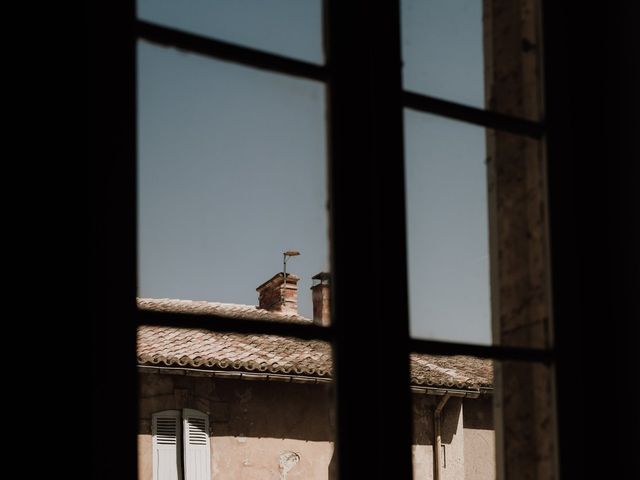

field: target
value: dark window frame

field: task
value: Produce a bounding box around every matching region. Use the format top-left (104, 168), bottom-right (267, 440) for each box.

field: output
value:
top-left (89, 1), bottom-right (585, 478)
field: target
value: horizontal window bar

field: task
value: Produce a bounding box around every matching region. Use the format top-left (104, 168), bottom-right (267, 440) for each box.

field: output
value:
top-left (410, 338), bottom-right (554, 363)
top-left (136, 20), bottom-right (329, 82)
top-left (139, 310), bottom-right (553, 361)
top-left (403, 91), bottom-right (545, 139)
top-left (137, 309), bottom-right (334, 341)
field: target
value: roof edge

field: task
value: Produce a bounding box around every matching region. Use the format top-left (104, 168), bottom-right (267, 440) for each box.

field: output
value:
top-left (138, 363), bottom-right (492, 394)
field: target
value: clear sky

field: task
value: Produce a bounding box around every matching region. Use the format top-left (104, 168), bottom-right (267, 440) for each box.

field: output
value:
top-left (137, 0), bottom-right (491, 345)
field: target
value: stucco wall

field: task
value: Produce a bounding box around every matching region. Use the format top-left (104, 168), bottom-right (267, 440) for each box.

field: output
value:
top-left (138, 371), bottom-right (494, 479)
top-left (412, 396), bottom-right (466, 480)
top-left (463, 397), bottom-right (495, 480)
top-left (138, 371), bottom-right (335, 480)
top-left (412, 395), bottom-right (495, 480)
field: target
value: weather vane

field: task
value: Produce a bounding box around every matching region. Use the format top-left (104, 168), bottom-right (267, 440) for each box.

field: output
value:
top-left (282, 251), bottom-right (300, 303)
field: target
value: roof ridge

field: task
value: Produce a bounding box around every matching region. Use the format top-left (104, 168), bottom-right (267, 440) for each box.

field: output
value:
top-left (139, 297), bottom-right (259, 309)
top-left (136, 297), bottom-right (313, 322)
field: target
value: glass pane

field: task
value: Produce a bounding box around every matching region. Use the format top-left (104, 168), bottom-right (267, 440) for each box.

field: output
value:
top-left (137, 40), bottom-right (330, 324)
top-left (410, 353), bottom-right (495, 479)
top-left (404, 110), bottom-right (551, 348)
top-left (137, 0), bottom-right (324, 65)
top-left (401, 0), bottom-right (543, 120)
top-left (402, 0), bottom-right (485, 109)
top-left (410, 355), bottom-right (557, 479)
top-left (138, 326), bottom-right (337, 479)
top-left (404, 110), bottom-right (491, 345)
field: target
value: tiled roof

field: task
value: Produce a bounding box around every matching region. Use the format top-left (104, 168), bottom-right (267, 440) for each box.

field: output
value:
top-left (409, 353), bottom-right (493, 390)
top-left (138, 326), bottom-right (332, 376)
top-left (137, 298), bottom-right (493, 391)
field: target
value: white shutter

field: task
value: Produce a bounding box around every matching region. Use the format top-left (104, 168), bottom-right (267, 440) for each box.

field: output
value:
top-left (152, 410), bottom-right (183, 480)
top-left (182, 409), bottom-right (211, 480)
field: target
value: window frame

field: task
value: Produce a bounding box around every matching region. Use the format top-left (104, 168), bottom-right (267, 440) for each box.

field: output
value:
top-left (89, 1), bottom-right (581, 478)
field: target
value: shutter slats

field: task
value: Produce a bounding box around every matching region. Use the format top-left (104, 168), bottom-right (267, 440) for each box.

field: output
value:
top-left (152, 409), bottom-right (210, 480)
top-left (156, 418), bottom-right (178, 445)
top-left (187, 418), bottom-right (208, 445)
top-left (152, 410), bottom-right (181, 480)
top-left (183, 409), bottom-right (211, 480)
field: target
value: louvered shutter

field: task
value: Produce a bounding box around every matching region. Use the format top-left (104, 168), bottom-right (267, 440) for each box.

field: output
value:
top-left (182, 409), bottom-right (211, 480)
top-left (152, 410), bottom-right (183, 480)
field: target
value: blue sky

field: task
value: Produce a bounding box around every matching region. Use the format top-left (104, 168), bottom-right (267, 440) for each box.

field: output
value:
top-left (137, 0), bottom-right (491, 345)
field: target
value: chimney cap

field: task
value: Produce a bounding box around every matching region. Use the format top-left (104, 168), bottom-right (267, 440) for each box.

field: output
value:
top-left (311, 272), bottom-right (330, 287)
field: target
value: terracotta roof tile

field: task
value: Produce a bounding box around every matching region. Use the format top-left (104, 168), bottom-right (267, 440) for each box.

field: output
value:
top-left (137, 297), bottom-right (311, 324)
top-left (137, 298), bottom-right (493, 390)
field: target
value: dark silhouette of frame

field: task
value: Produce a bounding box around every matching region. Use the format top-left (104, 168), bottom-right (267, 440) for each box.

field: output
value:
top-left (90, 1), bottom-right (639, 479)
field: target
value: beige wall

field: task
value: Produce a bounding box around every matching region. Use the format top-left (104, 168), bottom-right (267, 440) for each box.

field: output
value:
top-left (463, 397), bottom-right (496, 480)
top-left (413, 396), bottom-right (466, 480)
top-left (412, 396), bottom-right (494, 480)
top-left (138, 371), bottom-right (494, 479)
top-left (138, 372), bottom-right (335, 480)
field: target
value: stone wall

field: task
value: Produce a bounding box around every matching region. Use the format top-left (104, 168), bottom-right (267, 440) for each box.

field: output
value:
top-left (483, 1), bottom-right (557, 478)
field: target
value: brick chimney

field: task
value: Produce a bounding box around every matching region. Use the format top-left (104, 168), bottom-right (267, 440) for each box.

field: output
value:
top-left (311, 272), bottom-right (330, 326)
top-left (256, 272), bottom-right (299, 315)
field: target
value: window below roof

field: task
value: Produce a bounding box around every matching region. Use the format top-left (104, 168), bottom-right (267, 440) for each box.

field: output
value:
top-left (151, 409), bottom-right (211, 480)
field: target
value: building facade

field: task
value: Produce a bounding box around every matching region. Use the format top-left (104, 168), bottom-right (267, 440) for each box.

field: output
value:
top-left (137, 274), bottom-right (495, 479)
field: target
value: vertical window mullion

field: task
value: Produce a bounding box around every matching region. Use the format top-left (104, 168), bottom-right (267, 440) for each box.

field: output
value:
top-left (327, 1), bottom-right (413, 478)
top-left (90, 2), bottom-right (138, 480)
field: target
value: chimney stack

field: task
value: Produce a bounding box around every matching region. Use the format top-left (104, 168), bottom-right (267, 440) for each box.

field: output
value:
top-left (311, 272), bottom-right (331, 326)
top-left (256, 272), bottom-right (299, 315)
